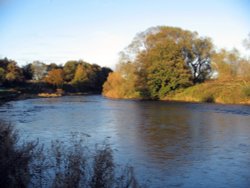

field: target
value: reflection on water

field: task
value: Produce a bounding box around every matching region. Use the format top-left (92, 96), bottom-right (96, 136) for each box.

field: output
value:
top-left (1, 96), bottom-right (250, 187)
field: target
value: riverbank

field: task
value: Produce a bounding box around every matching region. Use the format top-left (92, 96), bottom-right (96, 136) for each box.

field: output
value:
top-left (2, 79), bottom-right (250, 105)
top-left (0, 89), bottom-right (100, 106)
top-left (103, 80), bottom-right (250, 105)
top-left (163, 80), bottom-right (250, 105)
top-left (0, 89), bottom-right (22, 105)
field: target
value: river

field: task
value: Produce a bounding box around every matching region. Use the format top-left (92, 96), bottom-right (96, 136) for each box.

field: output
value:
top-left (0, 95), bottom-right (250, 187)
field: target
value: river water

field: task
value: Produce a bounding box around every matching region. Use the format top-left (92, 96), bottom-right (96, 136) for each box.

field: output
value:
top-left (0, 95), bottom-right (250, 187)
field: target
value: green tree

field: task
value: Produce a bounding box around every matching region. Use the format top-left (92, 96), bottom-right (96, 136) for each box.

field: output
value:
top-left (47, 63), bottom-right (59, 71)
top-left (22, 63), bottom-right (33, 80)
top-left (71, 64), bottom-right (88, 90)
top-left (0, 67), bottom-right (5, 84)
top-left (103, 26), bottom-right (212, 99)
top-left (135, 30), bottom-right (193, 98)
top-left (86, 64), bottom-right (112, 91)
top-left (94, 67), bottom-right (113, 92)
top-left (63, 60), bottom-right (112, 92)
top-left (63, 61), bottom-right (79, 82)
top-left (0, 58), bottom-right (9, 70)
top-left (86, 64), bottom-right (101, 89)
top-left (5, 61), bottom-right (23, 82)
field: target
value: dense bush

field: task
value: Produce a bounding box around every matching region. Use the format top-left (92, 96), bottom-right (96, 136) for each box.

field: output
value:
top-left (201, 93), bottom-right (215, 103)
top-left (243, 86), bottom-right (250, 97)
top-left (0, 123), bottom-right (37, 187)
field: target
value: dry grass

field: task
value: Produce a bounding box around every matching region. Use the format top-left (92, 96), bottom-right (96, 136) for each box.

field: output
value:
top-left (0, 123), bottom-right (141, 188)
top-left (164, 79), bottom-right (250, 104)
top-left (38, 93), bottom-right (62, 97)
top-left (0, 122), bottom-right (38, 187)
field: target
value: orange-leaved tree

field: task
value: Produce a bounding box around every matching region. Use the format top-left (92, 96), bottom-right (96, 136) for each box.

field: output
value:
top-left (44, 69), bottom-right (64, 88)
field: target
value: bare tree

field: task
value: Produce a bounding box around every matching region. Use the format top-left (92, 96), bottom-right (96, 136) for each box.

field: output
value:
top-left (182, 37), bottom-right (213, 83)
top-left (243, 33), bottom-right (250, 50)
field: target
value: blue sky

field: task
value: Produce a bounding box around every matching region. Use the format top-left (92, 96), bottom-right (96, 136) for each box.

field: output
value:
top-left (0, 0), bottom-right (249, 68)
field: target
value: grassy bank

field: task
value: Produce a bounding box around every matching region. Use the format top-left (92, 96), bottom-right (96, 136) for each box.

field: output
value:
top-left (164, 80), bottom-right (250, 104)
top-left (2, 80), bottom-right (250, 105)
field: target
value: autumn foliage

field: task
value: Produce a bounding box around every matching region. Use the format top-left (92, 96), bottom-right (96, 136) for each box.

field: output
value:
top-left (44, 69), bottom-right (64, 87)
top-left (103, 26), bottom-right (209, 99)
top-left (103, 26), bottom-right (250, 101)
top-left (0, 58), bottom-right (112, 94)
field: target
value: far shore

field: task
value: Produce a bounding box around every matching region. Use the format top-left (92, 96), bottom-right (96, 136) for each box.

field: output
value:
top-left (1, 87), bottom-right (250, 106)
top-left (0, 90), bottom-right (100, 106)
top-left (103, 79), bottom-right (250, 106)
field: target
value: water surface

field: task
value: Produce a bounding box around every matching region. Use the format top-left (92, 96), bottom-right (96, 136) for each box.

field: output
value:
top-left (1, 95), bottom-right (250, 187)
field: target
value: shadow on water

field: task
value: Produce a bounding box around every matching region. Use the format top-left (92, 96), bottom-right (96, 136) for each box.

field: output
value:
top-left (105, 100), bottom-right (250, 187)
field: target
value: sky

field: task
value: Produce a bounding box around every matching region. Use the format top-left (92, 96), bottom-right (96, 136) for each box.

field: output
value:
top-left (0, 0), bottom-right (249, 68)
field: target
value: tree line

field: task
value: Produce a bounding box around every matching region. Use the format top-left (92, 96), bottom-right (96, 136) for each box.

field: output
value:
top-left (103, 26), bottom-right (250, 99)
top-left (0, 59), bottom-right (112, 93)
